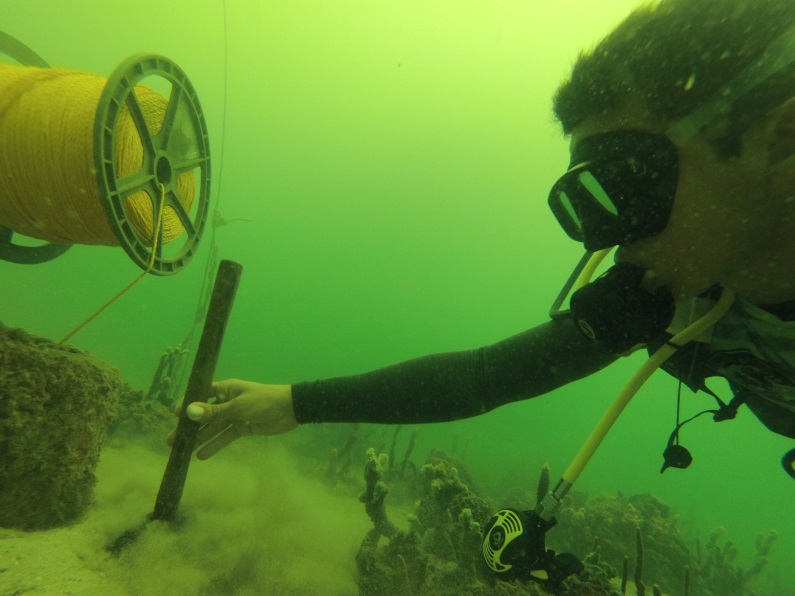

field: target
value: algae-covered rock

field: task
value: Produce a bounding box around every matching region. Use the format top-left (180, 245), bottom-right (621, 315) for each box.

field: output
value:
top-left (0, 322), bottom-right (122, 530)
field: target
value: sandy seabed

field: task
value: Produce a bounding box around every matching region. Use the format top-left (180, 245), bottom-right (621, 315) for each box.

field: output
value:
top-left (0, 436), bottom-right (377, 595)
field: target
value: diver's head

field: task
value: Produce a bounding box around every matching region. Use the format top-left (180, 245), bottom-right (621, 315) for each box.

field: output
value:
top-left (553, 0), bottom-right (795, 155)
top-left (548, 0), bottom-right (795, 303)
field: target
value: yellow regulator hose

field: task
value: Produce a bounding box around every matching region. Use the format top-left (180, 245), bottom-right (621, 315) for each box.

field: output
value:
top-left (0, 64), bottom-right (195, 246)
top-left (562, 286), bottom-right (737, 486)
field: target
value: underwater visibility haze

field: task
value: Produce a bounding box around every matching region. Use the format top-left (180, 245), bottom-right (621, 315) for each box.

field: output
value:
top-left (0, 1), bottom-right (793, 594)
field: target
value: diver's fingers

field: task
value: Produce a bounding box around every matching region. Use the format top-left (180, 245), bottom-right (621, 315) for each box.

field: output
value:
top-left (167, 400), bottom-right (229, 446)
top-left (173, 381), bottom-right (233, 417)
top-left (166, 411), bottom-right (215, 446)
top-left (211, 378), bottom-right (246, 403)
top-left (166, 415), bottom-right (230, 450)
top-left (195, 416), bottom-right (235, 446)
top-left (195, 423), bottom-right (247, 460)
top-left (187, 395), bottom-right (241, 427)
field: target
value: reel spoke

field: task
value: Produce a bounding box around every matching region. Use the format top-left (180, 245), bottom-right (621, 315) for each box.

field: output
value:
top-left (159, 83), bottom-right (184, 152)
top-left (117, 170), bottom-right (156, 196)
top-left (165, 190), bottom-right (197, 238)
top-left (172, 154), bottom-right (209, 175)
top-left (125, 88), bottom-right (157, 157)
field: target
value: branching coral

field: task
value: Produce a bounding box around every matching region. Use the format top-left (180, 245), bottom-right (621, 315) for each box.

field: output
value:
top-left (553, 491), bottom-right (690, 591)
top-left (360, 448), bottom-right (399, 540)
top-left (695, 526), bottom-right (778, 594)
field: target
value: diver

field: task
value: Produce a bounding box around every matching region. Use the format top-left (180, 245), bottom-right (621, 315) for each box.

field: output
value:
top-left (170, 0), bottom-right (795, 587)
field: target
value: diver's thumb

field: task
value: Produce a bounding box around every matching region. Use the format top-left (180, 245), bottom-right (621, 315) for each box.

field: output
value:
top-left (186, 402), bottom-right (211, 422)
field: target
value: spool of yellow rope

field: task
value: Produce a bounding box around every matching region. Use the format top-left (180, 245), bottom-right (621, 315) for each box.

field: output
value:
top-left (0, 63), bottom-right (195, 246)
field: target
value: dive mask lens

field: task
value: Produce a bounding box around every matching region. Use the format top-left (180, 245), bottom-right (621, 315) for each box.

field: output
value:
top-left (548, 131), bottom-right (679, 251)
top-left (548, 177), bottom-right (586, 242)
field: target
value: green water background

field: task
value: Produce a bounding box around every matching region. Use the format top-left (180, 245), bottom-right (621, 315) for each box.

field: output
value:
top-left (1, 0), bottom-right (793, 592)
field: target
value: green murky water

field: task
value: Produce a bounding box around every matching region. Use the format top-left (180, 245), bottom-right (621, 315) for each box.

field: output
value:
top-left (1, 2), bottom-right (793, 594)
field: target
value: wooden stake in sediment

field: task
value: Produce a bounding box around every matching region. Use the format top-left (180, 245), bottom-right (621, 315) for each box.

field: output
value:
top-left (151, 259), bottom-right (243, 521)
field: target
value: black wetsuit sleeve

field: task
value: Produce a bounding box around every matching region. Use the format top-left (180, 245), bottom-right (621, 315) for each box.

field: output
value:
top-left (291, 319), bottom-right (617, 424)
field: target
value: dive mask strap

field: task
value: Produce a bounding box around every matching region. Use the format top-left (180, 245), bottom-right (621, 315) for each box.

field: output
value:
top-left (667, 23), bottom-right (795, 145)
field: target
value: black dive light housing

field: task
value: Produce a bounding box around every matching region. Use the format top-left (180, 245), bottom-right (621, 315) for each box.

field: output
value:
top-left (570, 261), bottom-right (675, 354)
top-left (482, 508), bottom-right (583, 589)
top-left (482, 480), bottom-right (583, 590)
top-left (483, 509), bottom-right (553, 577)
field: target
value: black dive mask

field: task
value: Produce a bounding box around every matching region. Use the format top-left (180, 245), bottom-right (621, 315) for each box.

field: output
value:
top-left (548, 131), bottom-right (679, 251)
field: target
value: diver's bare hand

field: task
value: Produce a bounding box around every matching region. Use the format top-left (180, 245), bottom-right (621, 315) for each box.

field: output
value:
top-left (167, 379), bottom-right (297, 460)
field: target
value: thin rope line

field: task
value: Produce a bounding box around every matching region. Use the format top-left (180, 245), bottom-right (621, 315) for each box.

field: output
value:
top-left (192, 0), bottom-right (229, 321)
top-left (59, 184), bottom-right (166, 344)
top-left (168, 0), bottom-right (231, 396)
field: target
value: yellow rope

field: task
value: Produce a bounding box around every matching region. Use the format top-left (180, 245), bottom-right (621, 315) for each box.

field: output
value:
top-left (0, 63), bottom-right (196, 246)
